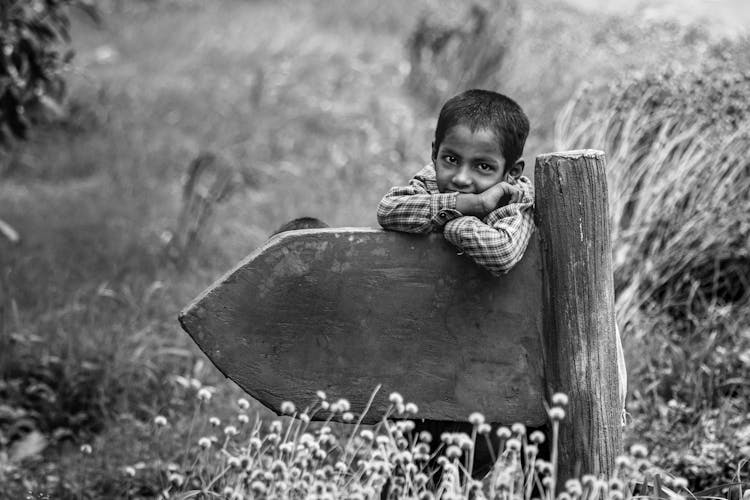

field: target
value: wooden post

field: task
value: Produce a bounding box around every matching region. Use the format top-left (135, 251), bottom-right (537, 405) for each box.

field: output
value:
top-left (535, 150), bottom-right (622, 480)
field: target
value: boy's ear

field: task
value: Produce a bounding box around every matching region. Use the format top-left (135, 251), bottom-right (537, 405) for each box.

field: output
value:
top-left (505, 158), bottom-right (525, 181)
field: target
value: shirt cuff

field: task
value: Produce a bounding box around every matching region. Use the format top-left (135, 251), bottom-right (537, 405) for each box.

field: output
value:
top-left (443, 216), bottom-right (476, 247)
top-left (430, 192), bottom-right (462, 227)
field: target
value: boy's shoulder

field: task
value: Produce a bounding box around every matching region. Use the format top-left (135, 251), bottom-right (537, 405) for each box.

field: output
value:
top-left (413, 164), bottom-right (436, 180)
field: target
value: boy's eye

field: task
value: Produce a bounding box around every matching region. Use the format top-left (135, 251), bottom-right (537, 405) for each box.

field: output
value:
top-left (442, 155), bottom-right (458, 165)
top-left (476, 163), bottom-right (494, 172)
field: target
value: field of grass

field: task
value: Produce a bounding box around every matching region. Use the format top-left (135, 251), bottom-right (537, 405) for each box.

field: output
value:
top-left (1, 0), bottom-right (749, 498)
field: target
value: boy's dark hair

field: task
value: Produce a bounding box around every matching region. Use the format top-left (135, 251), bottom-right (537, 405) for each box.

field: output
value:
top-left (434, 89), bottom-right (529, 166)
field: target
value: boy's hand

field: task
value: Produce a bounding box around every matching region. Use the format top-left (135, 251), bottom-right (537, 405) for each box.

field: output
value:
top-left (480, 182), bottom-right (524, 213)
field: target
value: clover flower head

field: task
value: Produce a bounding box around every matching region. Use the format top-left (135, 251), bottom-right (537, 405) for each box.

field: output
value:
top-left (457, 433), bottom-right (473, 450)
top-left (615, 454), bottom-right (632, 468)
top-left (238, 413), bottom-right (249, 425)
top-left (299, 433), bottom-right (314, 447)
top-left (419, 430), bottom-right (432, 443)
top-left (511, 422), bottom-right (526, 436)
top-left (359, 429), bottom-right (374, 442)
top-left (446, 445), bottom-right (462, 459)
top-left (552, 392), bottom-right (569, 406)
top-left (222, 486), bottom-right (234, 496)
top-left (402, 420), bottom-right (415, 433)
top-left (281, 401), bottom-right (296, 415)
top-left (267, 433), bottom-right (281, 445)
top-left (173, 375), bottom-right (190, 389)
top-left (321, 400), bottom-right (330, 410)
top-left (169, 472), bottom-right (184, 486)
top-left (478, 423), bottom-right (492, 435)
top-left (342, 411), bottom-right (354, 422)
top-left (495, 426), bottom-right (511, 439)
top-left (250, 480), bottom-right (267, 494)
top-left (376, 435), bottom-right (390, 447)
top-left (153, 415), bottom-right (168, 427)
top-left (237, 398), bottom-right (250, 410)
top-left (530, 430), bottom-right (546, 444)
top-left (316, 390), bottom-right (327, 400)
top-left (405, 402), bottom-right (418, 414)
top-left (190, 378), bottom-right (202, 390)
top-left (581, 474), bottom-right (596, 486)
top-left (549, 406), bottom-right (566, 421)
top-left (249, 436), bottom-right (262, 450)
top-left (610, 491), bottom-right (625, 500)
top-left (672, 477), bottom-right (689, 490)
top-left (279, 442), bottom-right (294, 454)
top-left (526, 443), bottom-right (539, 457)
top-left (468, 412), bottom-right (485, 426)
top-left (300, 412), bottom-right (311, 424)
top-left (270, 420), bottom-right (283, 434)
top-left (198, 437), bottom-right (212, 449)
top-left (506, 438), bottom-right (521, 452)
top-left (536, 459), bottom-right (553, 475)
top-left (197, 387), bottom-right (213, 402)
top-left (224, 425), bottom-right (238, 436)
top-left (388, 392), bottom-right (403, 406)
top-left (629, 443), bottom-right (648, 458)
top-left (209, 416), bottom-right (221, 427)
top-left (566, 479), bottom-right (583, 496)
top-left (123, 466), bottom-right (136, 477)
top-left (80, 444), bottom-right (92, 455)
top-left (227, 456), bottom-right (241, 469)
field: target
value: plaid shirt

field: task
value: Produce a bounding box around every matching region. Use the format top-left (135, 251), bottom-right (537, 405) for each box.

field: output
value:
top-left (377, 164), bottom-right (535, 276)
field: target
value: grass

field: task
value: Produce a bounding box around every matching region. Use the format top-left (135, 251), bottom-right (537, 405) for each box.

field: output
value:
top-left (1, 0), bottom-right (749, 497)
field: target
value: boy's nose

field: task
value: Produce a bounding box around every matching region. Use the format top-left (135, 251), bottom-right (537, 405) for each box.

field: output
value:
top-left (452, 167), bottom-right (472, 187)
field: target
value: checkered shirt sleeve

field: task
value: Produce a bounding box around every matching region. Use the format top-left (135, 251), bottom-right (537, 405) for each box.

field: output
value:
top-left (377, 165), bottom-right (462, 234)
top-left (443, 176), bottom-right (535, 276)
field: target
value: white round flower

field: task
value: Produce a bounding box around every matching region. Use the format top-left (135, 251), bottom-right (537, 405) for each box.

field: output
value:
top-left (153, 415), bottom-right (168, 427)
top-left (197, 388), bottom-right (213, 402)
top-left (280, 401), bottom-right (296, 415)
top-left (237, 398), bottom-right (250, 410)
top-left (468, 412), bottom-right (485, 426)
top-left (198, 437), bottom-right (212, 449)
top-left (388, 392), bottom-right (403, 406)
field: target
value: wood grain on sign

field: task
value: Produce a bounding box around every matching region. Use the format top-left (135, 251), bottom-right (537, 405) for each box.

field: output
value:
top-left (179, 228), bottom-right (546, 425)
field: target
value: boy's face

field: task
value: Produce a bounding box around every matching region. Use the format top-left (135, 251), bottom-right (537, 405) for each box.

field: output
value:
top-left (432, 124), bottom-right (523, 194)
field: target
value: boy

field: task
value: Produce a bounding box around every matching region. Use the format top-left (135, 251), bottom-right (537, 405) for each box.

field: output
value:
top-left (377, 89), bottom-right (535, 478)
top-left (377, 89), bottom-right (533, 276)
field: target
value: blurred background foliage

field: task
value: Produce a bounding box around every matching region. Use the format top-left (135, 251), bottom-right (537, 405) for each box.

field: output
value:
top-left (0, 0), bottom-right (749, 496)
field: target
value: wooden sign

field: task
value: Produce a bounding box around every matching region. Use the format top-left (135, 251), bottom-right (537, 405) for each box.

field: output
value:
top-left (180, 229), bottom-right (547, 425)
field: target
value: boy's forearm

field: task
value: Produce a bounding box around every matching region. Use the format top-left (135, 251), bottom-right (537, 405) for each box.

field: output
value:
top-left (454, 193), bottom-right (488, 217)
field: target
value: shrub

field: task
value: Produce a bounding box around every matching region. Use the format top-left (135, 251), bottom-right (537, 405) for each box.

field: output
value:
top-left (0, 0), bottom-right (98, 145)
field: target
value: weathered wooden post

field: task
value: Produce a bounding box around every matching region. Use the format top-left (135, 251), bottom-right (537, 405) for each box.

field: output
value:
top-left (535, 150), bottom-right (622, 480)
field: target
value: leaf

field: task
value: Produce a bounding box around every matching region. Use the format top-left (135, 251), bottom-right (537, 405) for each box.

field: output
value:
top-left (9, 431), bottom-right (47, 463)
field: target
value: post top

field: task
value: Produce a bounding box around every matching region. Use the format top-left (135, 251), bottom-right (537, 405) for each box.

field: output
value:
top-left (536, 149), bottom-right (605, 160)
